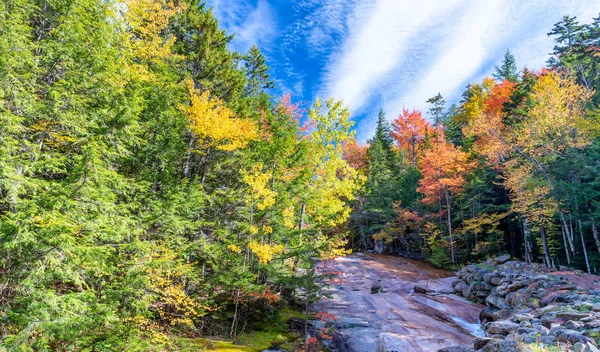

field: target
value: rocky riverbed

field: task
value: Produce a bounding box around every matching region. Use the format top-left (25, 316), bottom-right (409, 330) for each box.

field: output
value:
top-left (312, 253), bottom-right (600, 352)
top-left (311, 253), bottom-right (483, 352)
top-left (442, 255), bottom-right (600, 352)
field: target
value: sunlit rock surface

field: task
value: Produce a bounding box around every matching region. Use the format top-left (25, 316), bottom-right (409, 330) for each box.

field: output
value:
top-left (312, 253), bottom-right (482, 352)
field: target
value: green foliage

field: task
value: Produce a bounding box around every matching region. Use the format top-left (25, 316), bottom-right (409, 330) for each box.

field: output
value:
top-left (0, 0), bottom-right (358, 350)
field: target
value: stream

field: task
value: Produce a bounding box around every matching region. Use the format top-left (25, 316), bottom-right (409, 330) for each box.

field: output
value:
top-left (312, 253), bottom-right (483, 352)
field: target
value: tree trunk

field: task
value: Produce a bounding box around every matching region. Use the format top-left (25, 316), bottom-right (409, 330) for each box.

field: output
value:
top-left (560, 210), bottom-right (576, 255)
top-left (522, 220), bottom-right (532, 264)
top-left (444, 187), bottom-right (455, 265)
top-left (540, 226), bottom-right (551, 268)
top-left (591, 223), bottom-right (600, 255)
top-left (560, 220), bottom-right (572, 265)
top-left (578, 218), bottom-right (591, 274)
top-left (182, 134), bottom-right (194, 178)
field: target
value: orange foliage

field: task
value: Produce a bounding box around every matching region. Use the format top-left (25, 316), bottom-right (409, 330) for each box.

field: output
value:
top-left (342, 138), bottom-right (368, 171)
top-left (417, 141), bottom-right (475, 205)
top-left (391, 108), bottom-right (431, 165)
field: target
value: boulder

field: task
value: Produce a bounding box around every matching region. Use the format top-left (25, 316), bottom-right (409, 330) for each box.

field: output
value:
top-left (506, 280), bottom-right (528, 294)
top-left (473, 337), bottom-right (493, 350)
top-left (474, 269), bottom-right (491, 282)
top-left (563, 320), bottom-right (584, 330)
top-left (482, 340), bottom-right (517, 352)
top-left (484, 320), bottom-right (520, 335)
top-left (494, 254), bottom-right (512, 265)
top-left (370, 283), bottom-right (383, 294)
top-left (491, 309), bottom-right (514, 321)
top-left (556, 312), bottom-right (590, 321)
top-left (415, 277), bottom-right (457, 295)
top-left (541, 314), bottom-right (562, 329)
top-left (557, 331), bottom-right (592, 345)
top-left (486, 294), bottom-right (511, 310)
top-left (513, 313), bottom-right (534, 323)
top-left (480, 306), bottom-right (497, 323)
top-left (539, 335), bottom-right (557, 345)
top-left (455, 280), bottom-right (468, 293)
top-left (437, 347), bottom-right (472, 352)
top-left (584, 320), bottom-right (600, 329)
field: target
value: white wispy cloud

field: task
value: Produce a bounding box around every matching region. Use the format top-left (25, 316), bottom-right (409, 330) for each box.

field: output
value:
top-left (317, 0), bottom-right (599, 142)
top-left (209, 0), bottom-right (278, 53)
top-left (208, 0), bottom-right (598, 143)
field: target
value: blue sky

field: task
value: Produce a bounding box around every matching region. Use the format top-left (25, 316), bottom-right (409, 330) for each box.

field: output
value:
top-left (207, 0), bottom-right (599, 143)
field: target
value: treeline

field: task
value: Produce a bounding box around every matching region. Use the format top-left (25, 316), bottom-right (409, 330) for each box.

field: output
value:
top-left (348, 15), bottom-right (600, 272)
top-left (0, 0), bottom-right (362, 350)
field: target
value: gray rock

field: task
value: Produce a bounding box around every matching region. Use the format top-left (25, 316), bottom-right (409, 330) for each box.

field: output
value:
top-left (486, 294), bottom-right (511, 310)
top-left (513, 313), bottom-right (534, 323)
top-left (574, 342), bottom-right (586, 352)
top-left (557, 331), bottom-right (591, 345)
top-left (539, 335), bottom-right (557, 345)
top-left (370, 283), bottom-right (383, 294)
top-left (455, 280), bottom-right (468, 293)
top-left (480, 306), bottom-right (497, 323)
top-left (541, 313), bottom-right (561, 329)
top-left (494, 254), bottom-right (512, 265)
top-left (474, 269), bottom-right (491, 281)
top-left (585, 342), bottom-right (600, 352)
top-left (563, 320), bottom-right (584, 330)
top-left (484, 320), bottom-right (520, 335)
top-left (473, 337), bottom-right (493, 350)
top-left (491, 309), bottom-right (513, 321)
top-left (556, 312), bottom-right (590, 321)
top-left (437, 347), bottom-right (472, 352)
top-left (584, 320), bottom-right (600, 329)
top-left (516, 327), bottom-right (537, 335)
top-left (482, 340), bottom-right (517, 352)
top-left (496, 284), bottom-right (509, 296)
top-left (506, 281), bottom-right (528, 294)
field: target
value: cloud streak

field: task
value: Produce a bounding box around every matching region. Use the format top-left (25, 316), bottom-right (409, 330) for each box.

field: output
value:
top-left (208, 0), bottom-right (599, 143)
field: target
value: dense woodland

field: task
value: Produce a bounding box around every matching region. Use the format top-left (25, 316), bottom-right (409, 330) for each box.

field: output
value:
top-left (348, 15), bottom-right (600, 274)
top-left (1, 0), bottom-right (600, 350)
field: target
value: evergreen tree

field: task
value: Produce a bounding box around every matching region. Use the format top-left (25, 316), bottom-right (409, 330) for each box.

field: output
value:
top-left (493, 49), bottom-right (519, 82)
top-left (426, 93), bottom-right (446, 126)
top-left (245, 44), bottom-right (275, 96)
top-left (548, 15), bottom-right (584, 56)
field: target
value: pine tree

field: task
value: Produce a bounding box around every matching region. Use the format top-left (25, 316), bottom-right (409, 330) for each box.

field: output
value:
top-left (493, 49), bottom-right (519, 82)
top-left (426, 93), bottom-right (446, 126)
top-left (548, 15), bottom-right (584, 55)
top-left (245, 44), bottom-right (275, 96)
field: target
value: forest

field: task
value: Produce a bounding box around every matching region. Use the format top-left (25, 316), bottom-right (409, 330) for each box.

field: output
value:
top-left (348, 15), bottom-right (600, 274)
top-left (0, 0), bottom-right (600, 351)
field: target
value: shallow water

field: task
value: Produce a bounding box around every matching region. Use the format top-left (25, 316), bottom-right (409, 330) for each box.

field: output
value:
top-left (313, 253), bottom-right (482, 352)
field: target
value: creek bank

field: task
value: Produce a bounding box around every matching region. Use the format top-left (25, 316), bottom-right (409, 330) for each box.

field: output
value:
top-left (311, 253), bottom-right (482, 352)
top-left (430, 255), bottom-right (600, 352)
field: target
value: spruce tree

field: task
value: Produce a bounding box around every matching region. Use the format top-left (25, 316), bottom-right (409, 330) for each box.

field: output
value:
top-left (493, 49), bottom-right (519, 82)
top-left (245, 44), bottom-right (275, 96)
top-left (426, 93), bottom-right (446, 126)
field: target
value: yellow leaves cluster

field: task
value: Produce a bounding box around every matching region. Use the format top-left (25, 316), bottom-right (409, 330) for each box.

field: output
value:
top-left (282, 205), bottom-right (295, 229)
top-left (183, 82), bottom-right (258, 152)
top-left (372, 231), bottom-right (392, 244)
top-left (524, 72), bottom-right (594, 156)
top-left (243, 164), bottom-right (277, 210)
top-left (30, 120), bottom-right (77, 149)
top-left (248, 241), bottom-right (284, 264)
top-left (144, 246), bottom-right (207, 328)
top-left (123, 0), bottom-right (185, 62)
top-left (227, 244), bottom-right (242, 253)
